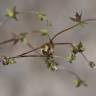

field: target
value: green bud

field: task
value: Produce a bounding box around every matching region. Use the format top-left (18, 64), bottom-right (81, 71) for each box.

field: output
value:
top-left (2, 56), bottom-right (16, 65)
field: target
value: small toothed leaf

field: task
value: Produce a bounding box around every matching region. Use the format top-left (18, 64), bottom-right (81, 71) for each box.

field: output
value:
top-left (77, 42), bottom-right (83, 48)
top-left (75, 12), bottom-right (82, 21)
top-left (12, 32), bottom-right (28, 44)
top-left (89, 61), bottom-right (96, 68)
top-left (67, 53), bottom-right (76, 63)
top-left (72, 47), bottom-right (78, 54)
top-left (73, 79), bottom-right (82, 87)
top-left (40, 28), bottom-right (48, 36)
top-left (73, 78), bottom-right (87, 88)
top-left (19, 33), bottom-right (28, 44)
top-left (6, 6), bottom-right (18, 20)
top-left (72, 42), bottom-right (85, 54)
top-left (36, 11), bottom-right (47, 21)
top-left (70, 12), bottom-right (82, 23)
top-left (35, 11), bottom-right (52, 27)
top-left (77, 42), bottom-right (85, 52)
top-left (45, 57), bottom-right (59, 71)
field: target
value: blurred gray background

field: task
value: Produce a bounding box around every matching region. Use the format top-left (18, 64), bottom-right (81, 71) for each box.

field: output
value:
top-left (0, 0), bottom-right (96, 96)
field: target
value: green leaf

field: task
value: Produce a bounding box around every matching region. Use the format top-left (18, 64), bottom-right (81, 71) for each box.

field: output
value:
top-left (73, 79), bottom-right (83, 87)
top-left (35, 11), bottom-right (52, 27)
top-left (72, 47), bottom-right (78, 54)
top-left (77, 42), bottom-right (85, 52)
top-left (45, 57), bottom-right (59, 71)
top-left (67, 53), bottom-right (76, 63)
top-left (36, 11), bottom-right (47, 21)
top-left (77, 42), bottom-right (83, 48)
top-left (40, 28), bottom-right (48, 36)
top-left (72, 42), bottom-right (85, 54)
top-left (73, 78), bottom-right (87, 88)
top-left (70, 12), bottom-right (82, 23)
top-left (19, 33), bottom-right (28, 44)
top-left (67, 42), bottom-right (85, 63)
top-left (75, 12), bottom-right (82, 21)
top-left (6, 6), bottom-right (18, 20)
top-left (89, 61), bottom-right (96, 68)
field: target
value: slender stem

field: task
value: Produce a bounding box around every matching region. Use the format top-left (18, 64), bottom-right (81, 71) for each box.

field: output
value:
top-left (0, 38), bottom-right (15, 45)
top-left (54, 42), bottom-right (75, 48)
top-left (11, 43), bottom-right (46, 58)
top-left (0, 37), bottom-right (46, 58)
top-left (51, 23), bottom-right (80, 41)
top-left (58, 66), bottom-right (87, 86)
top-left (26, 43), bottom-right (34, 49)
top-left (18, 10), bottom-right (38, 14)
top-left (53, 55), bottom-right (69, 62)
top-left (9, 42), bottom-right (75, 60)
top-left (80, 52), bottom-right (90, 63)
top-left (0, 18), bottom-right (10, 28)
top-left (51, 18), bottom-right (96, 41)
top-left (26, 42), bottom-right (43, 56)
top-left (11, 54), bottom-right (46, 59)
